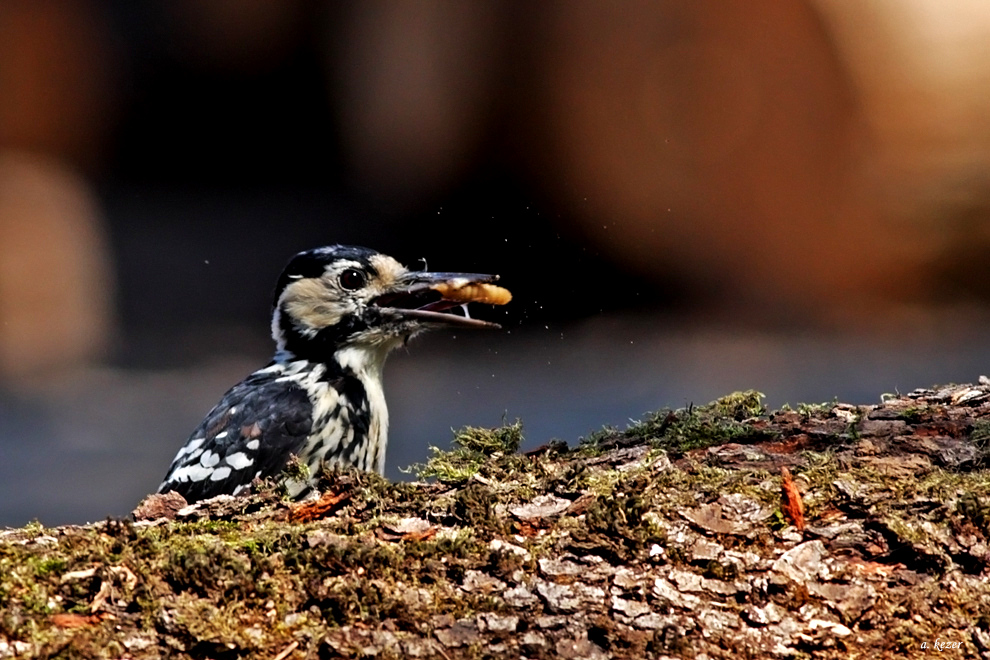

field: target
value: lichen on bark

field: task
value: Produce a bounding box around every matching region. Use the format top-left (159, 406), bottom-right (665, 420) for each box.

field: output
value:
top-left (3, 384), bottom-right (990, 659)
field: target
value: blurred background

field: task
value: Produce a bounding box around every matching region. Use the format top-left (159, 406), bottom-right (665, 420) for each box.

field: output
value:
top-left (4, 0), bottom-right (990, 526)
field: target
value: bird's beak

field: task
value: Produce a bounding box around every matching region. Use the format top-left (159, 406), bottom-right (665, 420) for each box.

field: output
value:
top-left (372, 271), bottom-right (511, 329)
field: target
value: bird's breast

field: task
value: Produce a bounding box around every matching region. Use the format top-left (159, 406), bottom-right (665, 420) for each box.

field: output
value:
top-left (290, 359), bottom-right (389, 482)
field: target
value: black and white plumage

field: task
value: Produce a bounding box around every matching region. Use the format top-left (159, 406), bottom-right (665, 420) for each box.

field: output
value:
top-left (158, 245), bottom-right (505, 503)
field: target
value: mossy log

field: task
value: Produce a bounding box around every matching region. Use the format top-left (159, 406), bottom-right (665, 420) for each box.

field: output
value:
top-left (3, 384), bottom-right (990, 659)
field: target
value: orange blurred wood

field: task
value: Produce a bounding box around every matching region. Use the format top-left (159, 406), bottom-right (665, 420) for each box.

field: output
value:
top-left (780, 466), bottom-right (805, 532)
top-left (288, 490), bottom-right (350, 522)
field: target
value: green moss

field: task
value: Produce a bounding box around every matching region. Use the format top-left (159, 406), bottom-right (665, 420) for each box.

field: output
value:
top-left (955, 493), bottom-right (990, 534)
top-left (616, 391), bottom-right (777, 457)
top-left (453, 421), bottom-right (523, 455)
top-left (971, 419), bottom-right (990, 467)
top-left (795, 399), bottom-right (838, 418)
top-left (576, 466), bottom-right (625, 499)
top-left (409, 420), bottom-right (524, 483)
top-left (792, 451), bottom-right (841, 517)
top-left (576, 426), bottom-right (620, 456)
top-left (23, 520), bottom-right (45, 537)
top-left (177, 519), bottom-right (241, 538)
top-left (897, 407), bottom-right (928, 424)
top-left (708, 390), bottom-right (767, 420)
top-left (566, 472), bottom-right (668, 562)
top-left (703, 559), bottom-right (738, 582)
top-left (32, 557), bottom-right (67, 578)
top-left (884, 516), bottom-right (929, 545)
top-left (282, 455), bottom-right (311, 482)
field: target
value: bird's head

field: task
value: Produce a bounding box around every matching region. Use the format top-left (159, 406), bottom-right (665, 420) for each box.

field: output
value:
top-left (271, 245), bottom-right (510, 364)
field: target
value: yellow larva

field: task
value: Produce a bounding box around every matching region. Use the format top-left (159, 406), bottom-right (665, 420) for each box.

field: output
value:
top-left (433, 281), bottom-right (512, 306)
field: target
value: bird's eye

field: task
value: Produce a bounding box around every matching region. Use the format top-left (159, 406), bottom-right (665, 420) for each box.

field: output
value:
top-left (339, 268), bottom-right (366, 290)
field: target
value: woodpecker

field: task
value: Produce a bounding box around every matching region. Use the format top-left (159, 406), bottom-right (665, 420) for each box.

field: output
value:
top-left (158, 245), bottom-right (509, 503)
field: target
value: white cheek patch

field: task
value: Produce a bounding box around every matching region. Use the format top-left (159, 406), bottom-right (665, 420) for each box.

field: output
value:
top-left (281, 278), bottom-right (348, 330)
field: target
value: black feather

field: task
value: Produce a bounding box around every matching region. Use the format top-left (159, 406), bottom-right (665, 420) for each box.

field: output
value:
top-left (158, 366), bottom-right (314, 502)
